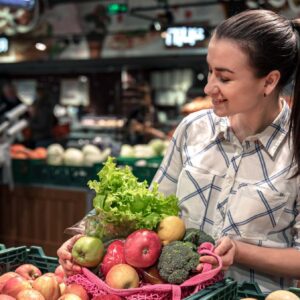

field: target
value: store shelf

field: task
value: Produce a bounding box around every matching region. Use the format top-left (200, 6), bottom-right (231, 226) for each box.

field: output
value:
top-left (0, 55), bottom-right (206, 75)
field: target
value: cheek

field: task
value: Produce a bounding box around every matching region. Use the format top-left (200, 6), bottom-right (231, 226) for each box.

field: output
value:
top-left (225, 81), bottom-right (260, 99)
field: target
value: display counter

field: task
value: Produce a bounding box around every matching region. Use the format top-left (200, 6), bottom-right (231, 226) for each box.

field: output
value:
top-left (0, 184), bottom-right (92, 256)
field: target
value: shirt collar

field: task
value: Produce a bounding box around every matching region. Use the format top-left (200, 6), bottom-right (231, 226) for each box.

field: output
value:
top-left (211, 100), bottom-right (290, 158)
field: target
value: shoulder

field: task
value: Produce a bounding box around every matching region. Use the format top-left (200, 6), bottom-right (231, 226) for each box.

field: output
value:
top-left (171, 109), bottom-right (221, 144)
top-left (180, 109), bottom-right (219, 130)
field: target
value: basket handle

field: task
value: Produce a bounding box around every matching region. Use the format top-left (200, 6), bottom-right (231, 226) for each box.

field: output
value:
top-left (180, 242), bottom-right (223, 288)
top-left (199, 242), bottom-right (214, 273)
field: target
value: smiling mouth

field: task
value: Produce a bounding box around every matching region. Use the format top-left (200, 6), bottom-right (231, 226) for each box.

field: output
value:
top-left (212, 99), bottom-right (227, 105)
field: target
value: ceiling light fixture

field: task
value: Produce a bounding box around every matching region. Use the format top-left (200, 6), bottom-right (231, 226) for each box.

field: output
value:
top-left (35, 42), bottom-right (46, 51)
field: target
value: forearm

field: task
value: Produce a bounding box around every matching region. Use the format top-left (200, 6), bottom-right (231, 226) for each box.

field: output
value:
top-left (235, 240), bottom-right (300, 278)
top-left (145, 126), bottom-right (166, 139)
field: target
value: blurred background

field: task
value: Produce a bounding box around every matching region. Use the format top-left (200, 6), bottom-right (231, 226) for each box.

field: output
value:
top-left (0, 0), bottom-right (298, 255)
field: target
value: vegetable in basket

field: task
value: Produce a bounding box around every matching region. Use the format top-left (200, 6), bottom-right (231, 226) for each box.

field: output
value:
top-left (100, 240), bottom-right (126, 276)
top-left (157, 241), bottom-right (200, 284)
top-left (183, 228), bottom-right (215, 246)
top-left (86, 157), bottom-right (179, 240)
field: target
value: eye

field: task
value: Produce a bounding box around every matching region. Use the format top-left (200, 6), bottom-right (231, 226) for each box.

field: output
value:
top-left (219, 77), bottom-right (230, 83)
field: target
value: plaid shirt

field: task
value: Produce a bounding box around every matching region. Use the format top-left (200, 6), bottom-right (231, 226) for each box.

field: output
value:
top-left (152, 100), bottom-right (300, 293)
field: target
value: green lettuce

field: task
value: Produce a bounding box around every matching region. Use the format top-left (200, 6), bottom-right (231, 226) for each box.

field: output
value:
top-left (87, 157), bottom-right (179, 239)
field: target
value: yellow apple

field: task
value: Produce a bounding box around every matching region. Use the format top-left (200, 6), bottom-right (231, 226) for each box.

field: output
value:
top-left (105, 264), bottom-right (139, 289)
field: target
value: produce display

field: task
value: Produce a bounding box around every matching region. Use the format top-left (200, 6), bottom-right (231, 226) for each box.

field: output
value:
top-left (10, 144), bottom-right (47, 160)
top-left (119, 138), bottom-right (169, 158)
top-left (0, 263), bottom-right (87, 299)
top-left (10, 143), bottom-right (111, 167)
top-left (3, 152), bottom-right (300, 299)
top-left (47, 144), bottom-right (111, 167)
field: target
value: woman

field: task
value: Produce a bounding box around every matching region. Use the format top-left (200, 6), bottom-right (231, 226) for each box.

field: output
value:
top-left (57, 9), bottom-right (300, 292)
top-left (155, 9), bottom-right (300, 292)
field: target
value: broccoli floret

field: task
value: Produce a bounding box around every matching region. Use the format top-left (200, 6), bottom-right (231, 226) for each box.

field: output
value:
top-left (183, 228), bottom-right (215, 246)
top-left (183, 228), bottom-right (200, 245)
top-left (157, 241), bottom-right (200, 284)
top-left (198, 230), bottom-right (215, 245)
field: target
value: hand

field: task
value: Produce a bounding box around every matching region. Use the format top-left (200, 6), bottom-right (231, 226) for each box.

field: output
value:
top-left (57, 234), bottom-right (84, 277)
top-left (131, 120), bottom-right (144, 133)
top-left (196, 236), bottom-right (237, 272)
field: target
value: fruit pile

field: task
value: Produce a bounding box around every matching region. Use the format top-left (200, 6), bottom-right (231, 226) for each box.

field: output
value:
top-left (0, 216), bottom-right (214, 300)
top-left (10, 144), bottom-right (47, 160)
top-left (70, 215), bottom-right (216, 296)
top-left (0, 263), bottom-right (90, 299)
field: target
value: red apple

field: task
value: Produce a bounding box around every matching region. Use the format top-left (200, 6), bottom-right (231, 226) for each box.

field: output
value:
top-left (0, 295), bottom-right (16, 300)
top-left (124, 229), bottom-right (162, 268)
top-left (0, 272), bottom-right (19, 292)
top-left (2, 276), bottom-right (32, 298)
top-left (71, 236), bottom-right (104, 268)
top-left (100, 240), bottom-right (126, 277)
top-left (54, 265), bottom-right (65, 283)
top-left (32, 273), bottom-right (60, 300)
top-left (58, 294), bottom-right (81, 300)
top-left (16, 289), bottom-right (45, 300)
top-left (15, 264), bottom-right (42, 280)
top-left (63, 283), bottom-right (89, 300)
top-left (92, 296), bottom-right (124, 300)
top-left (105, 264), bottom-right (139, 289)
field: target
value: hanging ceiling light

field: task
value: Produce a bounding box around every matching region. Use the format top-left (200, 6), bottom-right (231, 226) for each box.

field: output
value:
top-left (35, 42), bottom-right (46, 51)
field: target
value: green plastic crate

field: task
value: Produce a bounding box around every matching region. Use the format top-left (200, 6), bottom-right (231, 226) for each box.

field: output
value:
top-left (131, 166), bottom-right (159, 184)
top-left (0, 245), bottom-right (58, 275)
top-left (237, 281), bottom-right (300, 299)
top-left (237, 281), bottom-right (265, 300)
top-left (117, 156), bottom-right (163, 167)
top-left (31, 163), bottom-right (102, 188)
top-left (117, 156), bottom-right (162, 183)
top-left (12, 159), bottom-right (102, 188)
top-left (288, 287), bottom-right (300, 298)
top-left (184, 278), bottom-right (238, 300)
top-left (12, 159), bottom-right (32, 184)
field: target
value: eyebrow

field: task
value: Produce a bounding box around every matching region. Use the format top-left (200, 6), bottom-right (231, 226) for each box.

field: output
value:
top-left (215, 67), bottom-right (234, 74)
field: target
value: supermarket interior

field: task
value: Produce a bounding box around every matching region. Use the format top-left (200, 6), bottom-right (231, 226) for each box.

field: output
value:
top-left (0, 0), bottom-right (300, 299)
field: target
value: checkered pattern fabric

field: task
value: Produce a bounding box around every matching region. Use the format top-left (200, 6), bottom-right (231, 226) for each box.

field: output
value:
top-left (152, 100), bottom-right (300, 293)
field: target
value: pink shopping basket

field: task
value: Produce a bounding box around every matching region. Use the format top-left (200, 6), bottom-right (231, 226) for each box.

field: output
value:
top-left (67, 242), bottom-right (223, 300)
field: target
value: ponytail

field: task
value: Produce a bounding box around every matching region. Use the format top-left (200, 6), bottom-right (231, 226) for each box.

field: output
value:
top-left (289, 19), bottom-right (300, 176)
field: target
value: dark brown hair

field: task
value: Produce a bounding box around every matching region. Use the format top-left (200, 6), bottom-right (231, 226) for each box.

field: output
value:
top-left (214, 9), bottom-right (300, 175)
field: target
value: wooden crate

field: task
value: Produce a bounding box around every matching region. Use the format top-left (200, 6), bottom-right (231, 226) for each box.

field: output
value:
top-left (0, 185), bottom-right (90, 256)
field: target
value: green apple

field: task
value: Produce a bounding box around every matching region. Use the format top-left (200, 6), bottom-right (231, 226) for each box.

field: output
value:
top-left (72, 236), bottom-right (104, 267)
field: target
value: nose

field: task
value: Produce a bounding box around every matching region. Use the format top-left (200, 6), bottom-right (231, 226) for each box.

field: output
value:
top-left (204, 77), bottom-right (219, 96)
top-left (204, 74), bottom-right (218, 96)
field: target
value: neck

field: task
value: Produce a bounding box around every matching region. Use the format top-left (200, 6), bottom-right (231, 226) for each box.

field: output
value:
top-left (229, 97), bottom-right (283, 143)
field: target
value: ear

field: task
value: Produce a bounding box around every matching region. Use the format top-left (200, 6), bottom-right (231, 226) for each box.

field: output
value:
top-left (264, 70), bottom-right (281, 96)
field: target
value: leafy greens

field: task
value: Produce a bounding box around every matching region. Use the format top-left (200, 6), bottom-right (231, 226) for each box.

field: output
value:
top-left (87, 157), bottom-right (179, 239)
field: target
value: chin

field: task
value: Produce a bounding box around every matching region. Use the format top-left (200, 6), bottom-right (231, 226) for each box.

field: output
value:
top-left (212, 108), bottom-right (227, 117)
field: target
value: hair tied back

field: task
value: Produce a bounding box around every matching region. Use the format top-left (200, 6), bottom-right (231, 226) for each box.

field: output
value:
top-left (290, 19), bottom-right (300, 33)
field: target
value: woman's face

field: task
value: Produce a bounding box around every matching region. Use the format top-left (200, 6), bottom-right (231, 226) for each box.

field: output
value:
top-left (204, 36), bottom-right (266, 119)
